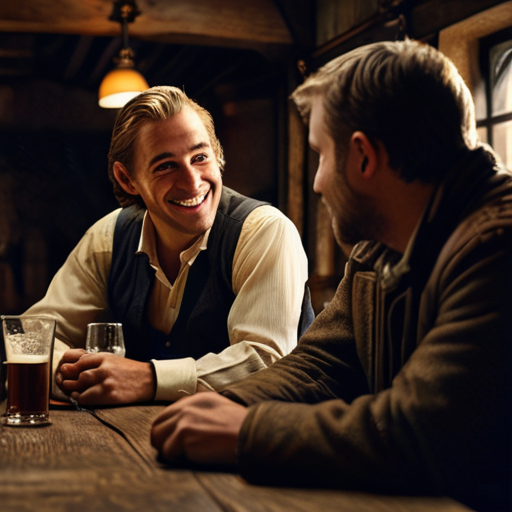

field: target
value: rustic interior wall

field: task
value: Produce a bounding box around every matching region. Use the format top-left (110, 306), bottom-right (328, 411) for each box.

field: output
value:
top-left (0, 83), bottom-right (118, 313)
top-left (316, 0), bottom-right (380, 47)
top-left (439, 1), bottom-right (512, 113)
top-left (217, 97), bottom-right (278, 205)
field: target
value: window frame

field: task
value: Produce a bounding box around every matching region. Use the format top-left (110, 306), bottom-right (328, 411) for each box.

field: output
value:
top-left (477, 25), bottom-right (512, 148)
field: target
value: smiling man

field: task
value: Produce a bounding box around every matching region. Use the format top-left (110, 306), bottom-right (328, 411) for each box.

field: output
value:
top-left (25, 86), bottom-right (312, 405)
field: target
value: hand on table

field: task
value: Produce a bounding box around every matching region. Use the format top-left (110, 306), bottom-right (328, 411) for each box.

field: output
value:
top-left (151, 393), bottom-right (248, 465)
top-left (56, 349), bottom-right (155, 405)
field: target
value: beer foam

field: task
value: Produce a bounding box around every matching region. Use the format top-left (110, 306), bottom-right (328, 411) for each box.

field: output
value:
top-left (5, 332), bottom-right (50, 357)
top-left (7, 354), bottom-right (48, 364)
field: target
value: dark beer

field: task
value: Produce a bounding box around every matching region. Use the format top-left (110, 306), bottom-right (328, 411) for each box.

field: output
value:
top-left (7, 359), bottom-right (50, 416)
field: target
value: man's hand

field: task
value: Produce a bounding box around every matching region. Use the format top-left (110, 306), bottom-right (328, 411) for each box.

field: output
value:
top-left (56, 350), bottom-right (155, 405)
top-left (151, 393), bottom-right (248, 465)
top-left (56, 348), bottom-right (88, 371)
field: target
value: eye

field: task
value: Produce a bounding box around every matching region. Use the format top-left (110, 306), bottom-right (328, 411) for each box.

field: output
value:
top-left (193, 153), bottom-right (208, 164)
top-left (154, 161), bottom-right (177, 173)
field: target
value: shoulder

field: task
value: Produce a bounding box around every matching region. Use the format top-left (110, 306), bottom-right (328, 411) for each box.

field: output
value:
top-left (86, 208), bottom-right (122, 236)
top-left (216, 186), bottom-right (267, 223)
top-left (430, 182), bottom-right (512, 295)
top-left (442, 182), bottom-right (512, 262)
top-left (115, 204), bottom-right (145, 226)
top-left (242, 205), bottom-right (298, 235)
top-left (77, 208), bottom-right (122, 256)
top-left (236, 205), bottom-right (305, 261)
top-left (111, 205), bottom-right (146, 250)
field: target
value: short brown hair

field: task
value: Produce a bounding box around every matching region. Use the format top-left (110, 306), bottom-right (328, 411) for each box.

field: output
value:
top-left (292, 39), bottom-right (478, 183)
top-left (108, 86), bottom-right (225, 207)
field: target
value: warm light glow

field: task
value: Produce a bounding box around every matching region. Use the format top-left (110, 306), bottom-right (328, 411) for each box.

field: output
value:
top-left (98, 66), bottom-right (149, 109)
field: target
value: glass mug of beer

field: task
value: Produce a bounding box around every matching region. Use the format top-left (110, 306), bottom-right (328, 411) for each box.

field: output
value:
top-left (2, 315), bottom-right (56, 426)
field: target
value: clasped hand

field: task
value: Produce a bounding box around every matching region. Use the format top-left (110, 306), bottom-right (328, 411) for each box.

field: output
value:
top-left (56, 348), bottom-right (155, 405)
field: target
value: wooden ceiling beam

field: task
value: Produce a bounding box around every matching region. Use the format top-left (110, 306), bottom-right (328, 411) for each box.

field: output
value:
top-left (0, 0), bottom-right (293, 49)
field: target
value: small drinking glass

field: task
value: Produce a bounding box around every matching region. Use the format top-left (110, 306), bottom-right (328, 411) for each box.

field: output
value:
top-left (85, 323), bottom-right (125, 357)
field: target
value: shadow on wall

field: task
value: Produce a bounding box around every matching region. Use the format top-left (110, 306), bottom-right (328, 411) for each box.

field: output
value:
top-left (0, 129), bottom-right (118, 314)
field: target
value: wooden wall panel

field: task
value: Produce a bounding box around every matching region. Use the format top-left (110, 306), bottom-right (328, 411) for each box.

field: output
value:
top-left (218, 98), bottom-right (278, 204)
top-left (316, 0), bottom-right (380, 47)
top-left (439, 1), bottom-right (512, 98)
top-left (411, 0), bottom-right (507, 40)
top-left (287, 104), bottom-right (306, 236)
top-left (314, 201), bottom-right (336, 277)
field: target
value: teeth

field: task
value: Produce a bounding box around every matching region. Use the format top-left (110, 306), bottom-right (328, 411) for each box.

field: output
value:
top-left (170, 194), bottom-right (207, 207)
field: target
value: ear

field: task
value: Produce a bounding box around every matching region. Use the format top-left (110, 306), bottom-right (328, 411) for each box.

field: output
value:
top-left (113, 162), bottom-right (139, 196)
top-left (349, 131), bottom-right (379, 180)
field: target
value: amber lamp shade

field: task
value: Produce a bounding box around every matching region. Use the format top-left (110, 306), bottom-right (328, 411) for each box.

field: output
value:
top-left (98, 58), bottom-right (149, 109)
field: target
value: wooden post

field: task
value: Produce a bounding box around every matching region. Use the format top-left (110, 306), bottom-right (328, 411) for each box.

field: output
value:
top-left (287, 104), bottom-right (306, 236)
top-left (315, 201), bottom-right (336, 277)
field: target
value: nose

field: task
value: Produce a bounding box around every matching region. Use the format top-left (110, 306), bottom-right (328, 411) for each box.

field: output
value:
top-left (313, 167), bottom-right (323, 195)
top-left (177, 164), bottom-right (203, 191)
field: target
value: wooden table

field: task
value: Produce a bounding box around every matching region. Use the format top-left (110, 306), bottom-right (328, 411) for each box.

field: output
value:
top-left (0, 401), bottom-right (474, 512)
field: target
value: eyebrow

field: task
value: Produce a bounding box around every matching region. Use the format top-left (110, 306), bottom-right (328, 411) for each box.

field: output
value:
top-left (148, 142), bottom-right (210, 168)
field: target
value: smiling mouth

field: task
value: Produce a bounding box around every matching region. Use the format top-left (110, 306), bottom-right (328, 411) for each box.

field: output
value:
top-left (169, 192), bottom-right (209, 207)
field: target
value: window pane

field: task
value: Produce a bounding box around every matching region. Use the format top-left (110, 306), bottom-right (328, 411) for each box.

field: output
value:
top-left (492, 120), bottom-right (512, 169)
top-left (474, 80), bottom-right (487, 121)
top-left (490, 40), bottom-right (512, 116)
top-left (477, 126), bottom-right (488, 144)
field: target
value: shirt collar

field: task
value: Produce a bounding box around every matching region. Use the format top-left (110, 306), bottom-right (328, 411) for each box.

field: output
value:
top-left (136, 211), bottom-right (211, 270)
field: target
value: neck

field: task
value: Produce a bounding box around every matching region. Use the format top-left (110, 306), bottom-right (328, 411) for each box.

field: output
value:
top-left (379, 181), bottom-right (435, 254)
top-left (151, 218), bottom-right (200, 283)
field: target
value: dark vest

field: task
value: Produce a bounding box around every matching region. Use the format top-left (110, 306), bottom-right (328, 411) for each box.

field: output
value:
top-left (108, 187), bottom-right (314, 362)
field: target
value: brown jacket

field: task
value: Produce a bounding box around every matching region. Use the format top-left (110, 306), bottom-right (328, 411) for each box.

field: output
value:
top-left (223, 148), bottom-right (512, 511)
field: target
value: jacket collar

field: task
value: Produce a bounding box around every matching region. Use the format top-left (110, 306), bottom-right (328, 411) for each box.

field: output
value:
top-left (370, 147), bottom-right (501, 291)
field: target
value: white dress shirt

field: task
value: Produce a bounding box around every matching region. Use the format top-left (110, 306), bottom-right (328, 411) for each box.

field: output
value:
top-left (25, 204), bottom-right (309, 401)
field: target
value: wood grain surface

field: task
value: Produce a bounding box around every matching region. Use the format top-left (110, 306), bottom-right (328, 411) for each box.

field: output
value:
top-left (0, 402), bottom-right (475, 512)
top-left (0, 406), bottom-right (222, 512)
top-left (92, 403), bottom-right (166, 469)
top-left (0, 0), bottom-right (292, 48)
top-left (195, 472), bottom-right (474, 512)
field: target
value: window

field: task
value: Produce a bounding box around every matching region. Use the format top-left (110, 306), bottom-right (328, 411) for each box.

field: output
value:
top-left (478, 27), bottom-right (512, 170)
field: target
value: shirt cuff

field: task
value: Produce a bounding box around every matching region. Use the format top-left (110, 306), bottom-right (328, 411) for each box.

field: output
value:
top-left (152, 357), bottom-right (197, 401)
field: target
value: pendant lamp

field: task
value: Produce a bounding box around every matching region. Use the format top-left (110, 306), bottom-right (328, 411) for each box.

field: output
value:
top-left (98, 0), bottom-right (149, 109)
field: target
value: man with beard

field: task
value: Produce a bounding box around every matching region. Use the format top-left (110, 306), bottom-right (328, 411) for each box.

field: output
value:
top-left (150, 40), bottom-right (512, 512)
top-left (25, 86), bottom-right (312, 405)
